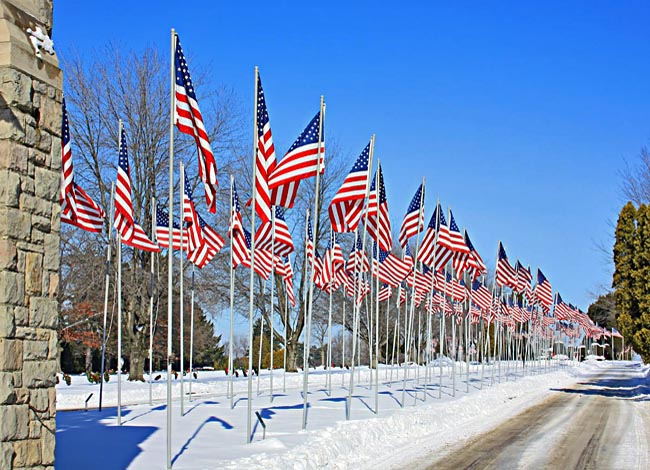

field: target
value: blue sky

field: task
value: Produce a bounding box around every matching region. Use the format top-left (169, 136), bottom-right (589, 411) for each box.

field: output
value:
top-left (54, 1), bottom-right (650, 310)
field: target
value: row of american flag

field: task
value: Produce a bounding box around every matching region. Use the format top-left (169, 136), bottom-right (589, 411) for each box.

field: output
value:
top-left (59, 31), bottom-right (605, 341)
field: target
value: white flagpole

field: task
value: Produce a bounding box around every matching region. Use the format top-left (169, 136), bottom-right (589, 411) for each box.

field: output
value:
top-left (228, 175), bottom-right (235, 409)
top-left (149, 196), bottom-right (156, 406)
top-left (270, 209), bottom-right (276, 402)
top-left (189, 265), bottom-right (195, 401)
top-left (246, 66), bottom-right (260, 444)
top-left (373, 161), bottom-right (381, 414)
top-left (341, 298), bottom-right (346, 387)
top-left (99, 183), bottom-right (115, 413)
top-left (385, 286), bottom-right (390, 381)
top-left (302, 96), bottom-right (325, 430)
top-left (166, 28), bottom-right (176, 470)
top-left (327, 229), bottom-right (334, 396)
top-left (257, 311), bottom-right (264, 395)
top-left (117, 119), bottom-right (124, 426)
top-left (179, 162), bottom-right (186, 415)
top-left (347, 134), bottom-right (374, 420)
top-left (283, 255), bottom-right (290, 393)
top-left (117, 232), bottom-right (122, 425)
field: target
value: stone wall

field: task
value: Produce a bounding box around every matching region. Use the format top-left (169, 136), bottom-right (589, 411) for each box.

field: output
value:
top-left (0, 1), bottom-right (61, 469)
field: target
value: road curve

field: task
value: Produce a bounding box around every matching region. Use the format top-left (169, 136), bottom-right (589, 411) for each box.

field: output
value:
top-left (419, 363), bottom-right (649, 470)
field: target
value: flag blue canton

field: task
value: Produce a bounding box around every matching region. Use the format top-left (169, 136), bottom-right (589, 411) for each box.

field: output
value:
top-left (174, 38), bottom-right (197, 100)
top-left (406, 184), bottom-right (423, 213)
top-left (62, 99), bottom-right (70, 146)
top-left (449, 211), bottom-right (461, 233)
top-left (183, 169), bottom-right (195, 201)
top-left (256, 75), bottom-right (270, 138)
top-left (118, 129), bottom-right (129, 174)
top-left (156, 206), bottom-right (180, 229)
top-left (232, 182), bottom-right (242, 213)
top-left (498, 242), bottom-right (508, 261)
top-left (287, 112), bottom-right (322, 152)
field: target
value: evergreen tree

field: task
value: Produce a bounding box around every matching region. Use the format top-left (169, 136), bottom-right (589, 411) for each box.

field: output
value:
top-left (613, 202), bottom-right (637, 340)
top-left (632, 204), bottom-right (650, 361)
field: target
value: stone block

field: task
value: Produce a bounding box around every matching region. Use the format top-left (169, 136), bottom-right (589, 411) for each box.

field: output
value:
top-left (0, 238), bottom-right (18, 270)
top-left (0, 207), bottom-right (31, 239)
top-left (37, 94), bottom-right (60, 135)
top-left (13, 438), bottom-right (41, 467)
top-left (42, 233), bottom-right (58, 270)
top-left (0, 139), bottom-right (28, 172)
top-left (49, 135), bottom-right (61, 170)
top-left (29, 297), bottom-right (57, 328)
top-left (34, 166), bottom-right (58, 202)
top-left (41, 427), bottom-right (55, 465)
top-left (0, 107), bottom-right (25, 143)
top-left (0, 169), bottom-right (21, 207)
top-left (0, 270), bottom-right (24, 304)
top-left (0, 68), bottom-right (32, 110)
top-left (20, 192), bottom-right (37, 212)
top-left (14, 305), bottom-right (28, 327)
top-left (30, 387), bottom-right (48, 417)
top-left (29, 420), bottom-right (41, 439)
top-left (0, 442), bottom-right (15, 470)
top-left (34, 196), bottom-right (52, 218)
top-left (46, 330), bottom-right (57, 360)
top-left (23, 359), bottom-right (55, 388)
top-left (32, 214), bottom-right (50, 233)
top-left (0, 371), bottom-right (15, 404)
top-left (46, 271), bottom-right (58, 298)
top-left (23, 339), bottom-right (47, 361)
top-left (0, 338), bottom-right (23, 371)
top-left (0, 304), bottom-right (16, 336)
top-left (21, 172), bottom-right (35, 195)
top-left (0, 403), bottom-right (28, 440)
top-left (25, 251), bottom-right (43, 295)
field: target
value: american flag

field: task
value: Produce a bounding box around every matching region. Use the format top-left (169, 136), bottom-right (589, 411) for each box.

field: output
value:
top-left (455, 229), bottom-right (485, 280)
top-left (471, 280), bottom-right (492, 312)
top-left (269, 110), bottom-right (325, 208)
top-left (255, 206), bottom-right (294, 257)
top-left (434, 272), bottom-right (466, 301)
top-left (398, 183), bottom-right (425, 248)
top-left (187, 213), bottom-right (224, 268)
top-left (174, 34), bottom-right (218, 213)
top-left (371, 243), bottom-right (412, 287)
top-left (443, 209), bottom-right (469, 254)
top-left (534, 268), bottom-right (553, 308)
top-left (254, 74), bottom-right (276, 223)
top-left (113, 127), bottom-right (159, 252)
top-left (365, 164), bottom-right (392, 251)
top-left (515, 261), bottom-right (532, 295)
top-left (240, 227), bottom-right (273, 279)
top-left (182, 169), bottom-right (203, 252)
top-left (553, 293), bottom-right (571, 321)
top-left (403, 243), bottom-right (414, 270)
top-left (495, 242), bottom-right (517, 288)
top-left (229, 181), bottom-right (250, 269)
top-left (378, 284), bottom-right (392, 302)
top-left (60, 99), bottom-right (105, 232)
top-left (329, 143), bottom-right (371, 233)
top-left (405, 266), bottom-right (433, 294)
top-left (345, 231), bottom-right (369, 274)
top-left (331, 233), bottom-right (345, 269)
top-left (282, 256), bottom-right (296, 307)
top-left (155, 205), bottom-right (187, 250)
top-left (419, 202), bottom-right (453, 271)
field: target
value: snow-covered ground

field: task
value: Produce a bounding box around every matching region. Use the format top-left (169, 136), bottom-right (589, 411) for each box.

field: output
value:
top-left (55, 360), bottom-right (648, 469)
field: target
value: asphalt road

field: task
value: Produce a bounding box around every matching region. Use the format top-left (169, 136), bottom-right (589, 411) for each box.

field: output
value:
top-left (420, 363), bottom-right (649, 470)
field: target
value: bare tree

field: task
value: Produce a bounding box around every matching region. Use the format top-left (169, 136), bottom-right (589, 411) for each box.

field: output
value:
top-left (620, 146), bottom-right (650, 206)
top-left (60, 44), bottom-right (244, 380)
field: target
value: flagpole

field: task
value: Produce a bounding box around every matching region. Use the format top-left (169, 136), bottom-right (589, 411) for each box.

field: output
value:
top-left (166, 28), bottom-right (176, 470)
top-left (189, 265), bottom-right (195, 401)
top-left (117, 119), bottom-right (124, 426)
top-left (373, 160), bottom-right (381, 414)
top-left (246, 66), bottom-right (260, 444)
top-left (302, 96), bottom-right (325, 430)
top-left (179, 162), bottom-right (186, 415)
top-left (257, 310), bottom-right (264, 395)
top-left (117, 231), bottom-right (122, 425)
top-left (228, 175), bottom-right (235, 409)
top-left (326, 229), bottom-right (333, 395)
top-left (347, 134), bottom-right (375, 420)
top-left (283, 255), bottom-right (289, 393)
top-left (270, 209), bottom-right (276, 402)
top-left (99, 182), bottom-right (115, 413)
top-left (341, 298), bottom-right (346, 386)
top-left (149, 196), bottom-right (156, 406)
